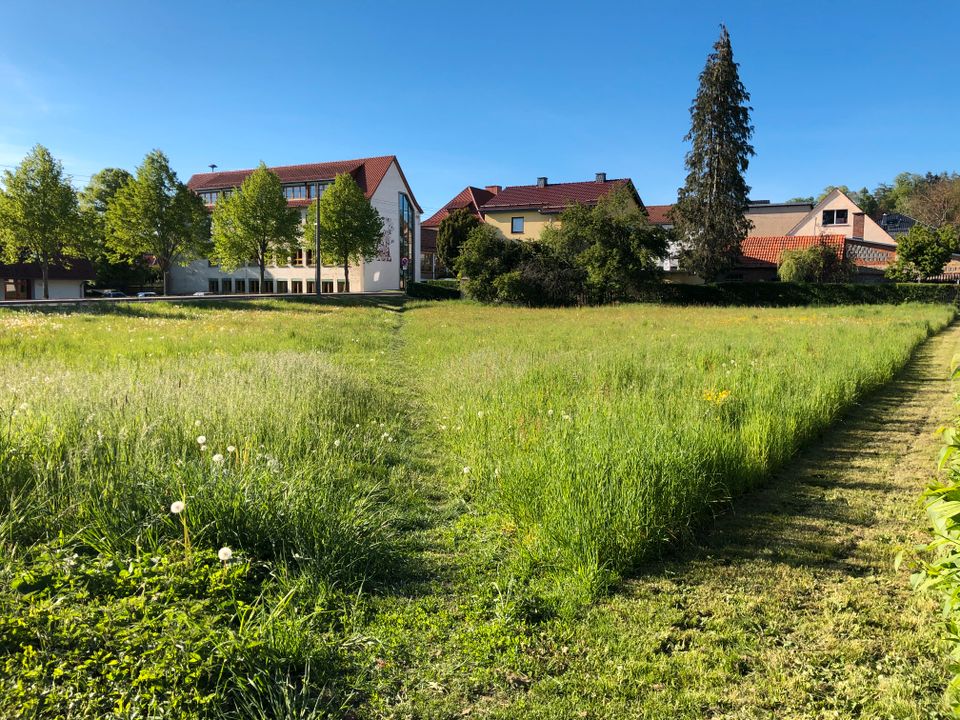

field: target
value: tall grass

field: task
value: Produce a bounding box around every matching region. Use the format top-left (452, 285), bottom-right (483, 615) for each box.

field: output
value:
top-left (0, 299), bottom-right (411, 718)
top-left (405, 302), bottom-right (955, 605)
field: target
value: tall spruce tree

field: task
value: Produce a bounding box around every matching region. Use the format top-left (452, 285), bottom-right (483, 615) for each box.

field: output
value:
top-left (674, 25), bottom-right (754, 281)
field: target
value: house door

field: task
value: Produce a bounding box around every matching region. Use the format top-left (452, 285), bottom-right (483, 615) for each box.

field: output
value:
top-left (4, 279), bottom-right (31, 300)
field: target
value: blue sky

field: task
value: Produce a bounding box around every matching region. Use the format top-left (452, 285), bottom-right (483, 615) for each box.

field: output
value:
top-left (0, 1), bottom-right (957, 217)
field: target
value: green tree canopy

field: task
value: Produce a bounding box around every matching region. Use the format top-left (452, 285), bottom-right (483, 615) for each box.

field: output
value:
top-left (436, 207), bottom-right (479, 272)
top-left (303, 173), bottom-right (384, 292)
top-left (886, 224), bottom-right (958, 282)
top-left (0, 144), bottom-right (85, 298)
top-left (540, 187), bottom-right (668, 303)
top-left (674, 25), bottom-right (754, 281)
top-left (778, 242), bottom-right (853, 283)
top-left (79, 168), bottom-right (157, 291)
top-left (105, 150), bottom-right (210, 295)
top-left (211, 163), bottom-right (302, 290)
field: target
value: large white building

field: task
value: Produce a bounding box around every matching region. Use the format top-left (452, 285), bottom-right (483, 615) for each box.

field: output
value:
top-left (170, 155), bottom-right (422, 295)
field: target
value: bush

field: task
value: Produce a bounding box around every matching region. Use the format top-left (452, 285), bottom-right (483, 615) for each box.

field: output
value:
top-left (456, 224), bottom-right (527, 302)
top-left (887, 224), bottom-right (959, 281)
top-left (407, 281), bottom-right (460, 300)
top-left (778, 242), bottom-right (853, 282)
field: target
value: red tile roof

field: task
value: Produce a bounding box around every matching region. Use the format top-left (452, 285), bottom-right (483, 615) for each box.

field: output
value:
top-left (187, 155), bottom-right (422, 212)
top-left (645, 204), bottom-right (674, 225)
top-left (479, 178), bottom-right (641, 214)
top-left (738, 235), bottom-right (846, 268)
top-left (422, 186), bottom-right (499, 229)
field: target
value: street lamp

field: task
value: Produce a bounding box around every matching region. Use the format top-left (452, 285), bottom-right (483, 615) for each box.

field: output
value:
top-left (314, 183), bottom-right (321, 296)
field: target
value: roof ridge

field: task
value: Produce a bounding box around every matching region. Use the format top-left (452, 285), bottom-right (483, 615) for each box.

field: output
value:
top-left (498, 178), bottom-right (629, 190)
top-left (189, 155), bottom-right (395, 179)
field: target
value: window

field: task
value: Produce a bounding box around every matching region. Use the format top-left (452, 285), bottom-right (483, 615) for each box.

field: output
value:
top-left (208, 279), bottom-right (219, 293)
top-left (293, 249), bottom-right (304, 266)
top-left (200, 191), bottom-right (219, 205)
top-left (263, 280), bottom-right (274, 293)
top-left (283, 185), bottom-right (308, 200)
top-left (221, 279), bottom-right (232, 294)
top-left (311, 182), bottom-right (329, 199)
top-left (235, 279), bottom-right (246, 293)
top-left (321, 280), bottom-right (334, 293)
top-left (249, 279), bottom-right (260, 294)
top-left (337, 280), bottom-right (346, 292)
top-left (398, 192), bottom-right (416, 289)
top-left (291, 280), bottom-right (303, 293)
top-left (307, 280), bottom-right (316, 294)
top-left (276, 280), bottom-right (288, 293)
top-left (822, 209), bottom-right (848, 225)
top-left (306, 249), bottom-right (314, 266)
top-left (511, 217), bottom-right (525, 234)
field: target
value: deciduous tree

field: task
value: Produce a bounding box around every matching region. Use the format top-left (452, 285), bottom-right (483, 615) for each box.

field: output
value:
top-left (106, 150), bottom-right (210, 295)
top-left (674, 25), bottom-right (754, 281)
top-left (303, 173), bottom-right (383, 292)
top-left (211, 163), bottom-right (302, 290)
top-left (886, 224), bottom-right (958, 282)
top-left (0, 145), bottom-right (85, 299)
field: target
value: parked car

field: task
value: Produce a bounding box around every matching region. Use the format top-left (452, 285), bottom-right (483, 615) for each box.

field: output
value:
top-left (101, 290), bottom-right (127, 298)
top-left (192, 291), bottom-right (214, 296)
top-left (136, 291), bottom-right (157, 298)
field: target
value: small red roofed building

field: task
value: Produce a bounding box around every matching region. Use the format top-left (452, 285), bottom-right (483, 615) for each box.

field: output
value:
top-left (420, 185), bottom-right (500, 279)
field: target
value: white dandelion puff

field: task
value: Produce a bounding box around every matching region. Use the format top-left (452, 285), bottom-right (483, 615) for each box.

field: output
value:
top-left (196, 435), bottom-right (206, 445)
top-left (212, 453), bottom-right (224, 464)
top-left (463, 466), bottom-right (471, 474)
top-left (170, 500), bottom-right (185, 514)
top-left (333, 439), bottom-right (341, 448)
top-left (226, 445), bottom-right (236, 453)
top-left (194, 420), bottom-right (202, 427)
top-left (218, 547), bottom-right (233, 562)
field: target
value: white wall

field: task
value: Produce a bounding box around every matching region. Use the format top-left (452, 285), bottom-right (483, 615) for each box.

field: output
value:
top-left (169, 260), bottom-right (352, 295)
top-left (31, 279), bottom-right (85, 299)
top-left (789, 191), bottom-right (894, 245)
top-left (366, 160), bottom-right (421, 291)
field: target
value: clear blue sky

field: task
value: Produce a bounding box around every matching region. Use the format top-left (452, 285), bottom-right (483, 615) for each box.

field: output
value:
top-left (1, 1), bottom-right (957, 217)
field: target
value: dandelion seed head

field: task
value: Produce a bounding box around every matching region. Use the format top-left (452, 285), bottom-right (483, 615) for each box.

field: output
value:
top-left (170, 500), bottom-right (185, 514)
top-left (218, 547), bottom-right (233, 562)
top-left (463, 466), bottom-right (471, 474)
top-left (194, 420), bottom-right (201, 427)
top-left (333, 439), bottom-right (341, 447)
top-left (226, 445), bottom-right (236, 453)
top-left (212, 453), bottom-right (224, 464)
top-left (196, 435), bottom-right (206, 445)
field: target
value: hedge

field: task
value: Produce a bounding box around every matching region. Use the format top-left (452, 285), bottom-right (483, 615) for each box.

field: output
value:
top-left (633, 282), bottom-right (960, 307)
top-left (406, 281), bottom-right (461, 300)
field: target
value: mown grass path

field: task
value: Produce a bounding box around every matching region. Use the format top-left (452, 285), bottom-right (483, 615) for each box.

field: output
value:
top-left (489, 322), bottom-right (960, 719)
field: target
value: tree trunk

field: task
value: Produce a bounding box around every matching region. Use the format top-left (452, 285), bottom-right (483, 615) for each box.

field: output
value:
top-left (343, 258), bottom-right (350, 293)
top-left (41, 259), bottom-right (49, 300)
top-left (259, 262), bottom-right (266, 293)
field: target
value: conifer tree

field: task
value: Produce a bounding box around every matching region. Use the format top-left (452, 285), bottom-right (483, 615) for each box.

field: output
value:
top-left (674, 25), bottom-right (754, 281)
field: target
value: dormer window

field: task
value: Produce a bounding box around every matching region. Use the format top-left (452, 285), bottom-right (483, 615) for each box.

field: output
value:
top-left (822, 209), bottom-right (848, 225)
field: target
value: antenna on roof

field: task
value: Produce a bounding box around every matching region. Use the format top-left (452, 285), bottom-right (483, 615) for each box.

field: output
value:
top-left (208, 164), bottom-right (218, 173)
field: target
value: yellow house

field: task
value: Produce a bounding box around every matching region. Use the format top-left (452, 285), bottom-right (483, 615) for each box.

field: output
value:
top-left (478, 174), bottom-right (644, 240)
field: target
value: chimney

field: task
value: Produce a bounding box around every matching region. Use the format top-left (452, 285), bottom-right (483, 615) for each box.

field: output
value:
top-left (595, 172), bottom-right (607, 183)
top-left (852, 212), bottom-right (865, 238)
top-left (484, 185), bottom-right (501, 195)
top-left (537, 177), bottom-right (548, 188)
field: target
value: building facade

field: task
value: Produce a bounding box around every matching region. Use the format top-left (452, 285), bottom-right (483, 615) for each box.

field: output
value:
top-left (1, 260), bottom-right (95, 300)
top-left (171, 155), bottom-right (421, 295)
top-left (478, 174), bottom-right (643, 240)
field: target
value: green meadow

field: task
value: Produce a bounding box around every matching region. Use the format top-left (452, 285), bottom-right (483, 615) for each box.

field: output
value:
top-left (0, 298), bottom-right (953, 718)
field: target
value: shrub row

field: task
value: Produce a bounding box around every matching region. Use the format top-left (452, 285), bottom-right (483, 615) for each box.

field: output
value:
top-left (636, 281), bottom-right (960, 307)
top-left (406, 280), bottom-right (461, 300)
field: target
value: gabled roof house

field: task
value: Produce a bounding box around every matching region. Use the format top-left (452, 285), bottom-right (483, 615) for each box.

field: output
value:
top-left (478, 173), bottom-right (643, 240)
top-left (420, 185), bottom-right (500, 278)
